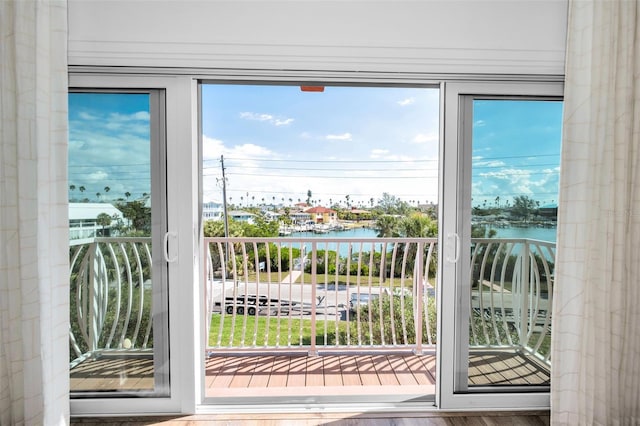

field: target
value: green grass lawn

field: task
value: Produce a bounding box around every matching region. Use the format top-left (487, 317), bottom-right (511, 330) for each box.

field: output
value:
top-left (208, 314), bottom-right (349, 347)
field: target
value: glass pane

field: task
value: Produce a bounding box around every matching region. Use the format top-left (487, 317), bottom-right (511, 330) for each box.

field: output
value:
top-left (468, 99), bottom-right (561, 389)
top-left (68, 92), bottom-right (168, 396)
top-left (201, 84), bottom-right (440, 401)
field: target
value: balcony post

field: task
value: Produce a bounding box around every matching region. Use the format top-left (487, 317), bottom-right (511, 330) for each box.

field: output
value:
top-left (310, 242), bottom-right (317, 356)
top-left (89, 241), bottom-right (99, 353)
top-left (519, 241), bottom-right (531, 347)
top-left (415, 241), bottom-right (424, 354)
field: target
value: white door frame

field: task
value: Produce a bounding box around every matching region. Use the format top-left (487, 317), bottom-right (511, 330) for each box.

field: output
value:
top-left (68, 74), bottom-right (200, 416)
top-left (437, 81), bottom-right (563, 410)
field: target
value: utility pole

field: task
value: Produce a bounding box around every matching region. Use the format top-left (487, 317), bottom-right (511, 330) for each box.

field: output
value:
top-left (220, 155), bottom-right (230, 239)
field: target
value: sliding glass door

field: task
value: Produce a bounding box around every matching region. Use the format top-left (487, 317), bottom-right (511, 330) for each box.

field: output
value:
top-left (439, 82), bottom-right (562, 409)
top-left (68, 90), bottom-right (169, 397)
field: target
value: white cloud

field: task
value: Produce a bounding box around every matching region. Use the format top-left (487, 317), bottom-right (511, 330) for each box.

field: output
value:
top-left (474, 160), bottom-right (506, 168)
top-left (132, 111), bottom-right (150, 120)
top-left (326, 132), bottom-right (352, 141)
top-left (240, 112), bottom-right (273, 121)
top-left (200, 134), bottom-right (440, 206)
top-left (78, 111), bottom-right (98, 120)
top-left (473, 165), bottom-right (560, 203)
top-left (370, 149), bottom-right (389, 159)
top-left (240, 111), bottom-right (294, 126)
top-left (202, 135), bottom-right (274, 162)
top-left (474, 120), bottom-right (486, 127)
top-left (87, 170), bottom-right (109, 182)
top-left (397, 98), bottom-right (415, 106)
top-left (109, 111), bottom-right (150, 122)
top-left (412, 132), bottom-right (438, 144)
top-left (274, 118), bottom-right (294, 126)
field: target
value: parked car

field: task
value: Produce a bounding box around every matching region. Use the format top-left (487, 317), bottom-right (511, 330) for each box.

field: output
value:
top-left (349, 292), bottom-right (380, 312)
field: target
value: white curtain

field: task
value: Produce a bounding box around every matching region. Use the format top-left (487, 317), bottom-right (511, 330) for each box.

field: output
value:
top-left (0, 0), bottom-right (70, 424)
top-left (552, 1), bottom-right (640, 424)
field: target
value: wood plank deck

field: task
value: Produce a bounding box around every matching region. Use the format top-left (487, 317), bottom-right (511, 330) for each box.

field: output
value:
top-left (205, 354), bottom-right (437, 397)
top-left (70, 351), bottom-right (550, 395)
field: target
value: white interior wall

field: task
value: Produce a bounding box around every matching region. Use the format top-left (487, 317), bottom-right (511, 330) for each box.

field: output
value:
top-left (68, 0), bottom-right (567, 76)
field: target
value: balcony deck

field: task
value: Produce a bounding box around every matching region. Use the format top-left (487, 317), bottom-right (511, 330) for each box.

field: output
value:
top-left (70, 350), bottom-right (549, 395)
top-left (69, 237), bottom-right (553, 398)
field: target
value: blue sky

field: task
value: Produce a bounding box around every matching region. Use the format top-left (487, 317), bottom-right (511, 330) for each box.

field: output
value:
top-left (472, 100), bottom-right (563, 207)
top-left (202, 84), bottom-right (440, 207)
top-left (68, 93), bottom-right (151, 201)
top-left (67, 89), bottom-right (562, 208)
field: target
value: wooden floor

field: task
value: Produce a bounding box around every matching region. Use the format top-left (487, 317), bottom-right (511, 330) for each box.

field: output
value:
top-left (71, 411), bottom-right (551, 425)
top-left (70, 356), bottom-right (155, 392)
top-left (70, 351), bottom-right (549, 396)
top-left (205, 353), bottom-right (436, 397)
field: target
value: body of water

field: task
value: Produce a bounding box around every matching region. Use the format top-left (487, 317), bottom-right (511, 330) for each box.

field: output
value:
top-left (284, 224), bottom-right (556, 258)
top-left (289, 226), bottom-right (378, 240)
top-left (491, 225), bottom-right (557, 242)
top-left (288, 225), bottom-right (556, 242)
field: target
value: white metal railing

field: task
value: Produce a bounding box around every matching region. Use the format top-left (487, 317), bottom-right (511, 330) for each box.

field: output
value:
top-left (69, 237), bottom-right (153, 366)
top-left (67, 236), bottom-right (554, 366)
top-left (204, 237), bottom-right (438, 354)
top-left (470, 238), bottom-right (554, 365)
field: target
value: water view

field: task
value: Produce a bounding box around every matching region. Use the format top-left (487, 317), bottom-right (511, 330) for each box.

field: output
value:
top-left (288, 225), bottom-right (556, 242)
top-left (284, 224), bottom-right (556, 257)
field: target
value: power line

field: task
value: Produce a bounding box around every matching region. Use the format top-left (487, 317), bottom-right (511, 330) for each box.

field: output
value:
top-left (224, 172), bottom-right (438, 179)
top-left (69, 163), bottom-right (150, 168)
top-left (210, 157), bottom-right (437, 164)
top-left (203, 165), bottom-right (437, 172)
top-left (206, 153), bottom-right (559, 164)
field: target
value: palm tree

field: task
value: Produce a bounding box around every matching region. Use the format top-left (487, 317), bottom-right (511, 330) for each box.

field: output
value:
top-left (104, 186), bottom-right (110, 193)
top-left (96, 213), bottom-right (112, 236)
top-left (79, 185), bottom-right (85, 193)
top-left (375, 215), bottom-right (399, 238)
top-left (125, 191), bottom-right (131, 199)
top-left (69, 184), bottom-right (76, 192)
top-left (96, 192), bottom-right (101, 201)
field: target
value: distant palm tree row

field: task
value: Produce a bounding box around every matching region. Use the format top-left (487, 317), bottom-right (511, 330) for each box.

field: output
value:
top-left (69, 184), bottom-right (144, 202)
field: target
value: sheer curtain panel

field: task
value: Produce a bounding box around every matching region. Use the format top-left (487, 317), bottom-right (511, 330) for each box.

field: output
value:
top-left (0, 0), bottom-right (70, 424)
top-left (553, 1), bottom-right (640, 424)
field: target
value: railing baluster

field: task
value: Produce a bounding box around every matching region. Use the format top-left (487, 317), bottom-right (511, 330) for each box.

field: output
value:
top-left (264, 242), bottom-right (272, 347)
top-left (142, 242), bottom-right (153, 348)
top-left (310, 242), bottom-right (317, 355)
top-left (423, 241), bottom-right (435, 345)
top-left (130, 243), bottom-right (145, 347)
top-left (287, 244), bottom-right (293, 347)
top-left (105, 242), bottom-right (122, 349)
top-left (251, 241), bottom-right (260, 347)
top-left (275, 242), bottom-right (282, 348)
top-left (520, 241), bottom-right (531, 348)
top-left (197, 236), bottom-right (552, 369)
top-left (240, 243), bottom-right (250, 347)
top-left (415, 241), bottom-right (424, 353)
